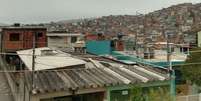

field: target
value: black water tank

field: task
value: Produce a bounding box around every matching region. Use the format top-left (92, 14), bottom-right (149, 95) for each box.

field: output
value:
top-left (13, 23), bottom-right (20, 27)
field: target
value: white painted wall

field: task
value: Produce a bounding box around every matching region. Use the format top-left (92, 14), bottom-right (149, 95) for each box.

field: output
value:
top-left (48, 36), bottom-right (68, 48)
top-left (47, 36), bottom-right (82, 48)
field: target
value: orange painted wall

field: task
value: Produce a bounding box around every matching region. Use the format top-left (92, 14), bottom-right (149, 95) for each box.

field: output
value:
top-left (2, 28), bottom-right (47, 52)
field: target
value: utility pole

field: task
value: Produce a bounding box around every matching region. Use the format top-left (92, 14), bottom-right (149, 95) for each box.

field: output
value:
top-left (187, 43), bottom-right (190, 55)
top-left (167, 32), bottom-right (175, 101)
top-left (30, 32), bottom-right (36, 101)
top-left (135, 30), bottom-right (138, 58)
top-left (167, 34), bottom-right (172, 71)
top-left (135, 12), bottom-right (142, 59)
top-left (32, 32), bottom-right (36, 89)
top-left (18, 58), bottom-right (26, 101)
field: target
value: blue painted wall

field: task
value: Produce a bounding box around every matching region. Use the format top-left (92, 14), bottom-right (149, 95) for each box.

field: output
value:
top-left (86, 40), bottom-right (112, 55)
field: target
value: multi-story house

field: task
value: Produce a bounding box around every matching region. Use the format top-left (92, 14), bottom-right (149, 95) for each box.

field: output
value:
top-left (1, 25), bottom-right (47, 52)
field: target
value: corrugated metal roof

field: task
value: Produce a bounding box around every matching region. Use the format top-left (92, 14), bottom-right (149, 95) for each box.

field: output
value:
top-left (16, 50), bottom-right (169, 95)
top-left (23, 60), bottom-right (169, 95)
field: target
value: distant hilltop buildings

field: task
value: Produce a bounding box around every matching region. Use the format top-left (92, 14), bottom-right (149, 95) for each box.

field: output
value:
top-left (2, 3), bottom-right (201, 47)
top-left (43, 3), bottom-right (201, 45)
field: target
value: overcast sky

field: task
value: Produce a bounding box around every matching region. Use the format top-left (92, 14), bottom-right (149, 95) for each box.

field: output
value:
top-left (0, 0), bottom-right (200, 24)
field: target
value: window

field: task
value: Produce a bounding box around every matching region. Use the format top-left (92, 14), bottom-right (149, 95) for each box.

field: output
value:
top-left (50, 36), bottom-right (62, 39)
top-left (9, 33), bottom-right (20, 41)
top-left (37, 32), bottom-right (43, 37)
top-left (71, 36), bottom-right (77, 43)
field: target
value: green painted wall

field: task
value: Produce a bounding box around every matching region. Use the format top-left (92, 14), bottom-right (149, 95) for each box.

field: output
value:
top-left (110, 89), bottom-right (130, 101)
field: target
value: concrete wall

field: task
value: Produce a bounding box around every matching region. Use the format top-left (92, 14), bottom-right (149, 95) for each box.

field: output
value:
top-left (0, 31), bottom-right (2, 52)
top-left (198, 31), bottom-right (201, 47)
top-left (47, 36), bottom-right (82, 48)
top-left (48, 36), bottom-right (68, 48)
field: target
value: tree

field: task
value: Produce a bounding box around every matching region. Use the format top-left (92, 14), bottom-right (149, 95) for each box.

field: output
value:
top-left (130, 86), bottom-right (144, 101)
top-left (179, 48), bottom-right (201, 86)
top-left (130, 86), bottom-right (171, 101)
top-left (147, 87), bottom-right (171, 101)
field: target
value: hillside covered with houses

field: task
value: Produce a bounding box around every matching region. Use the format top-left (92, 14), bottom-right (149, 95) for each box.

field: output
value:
top-left (44, 3), bottom-right (201, 44)
top-left (1, 2), bottom-right (201, 101)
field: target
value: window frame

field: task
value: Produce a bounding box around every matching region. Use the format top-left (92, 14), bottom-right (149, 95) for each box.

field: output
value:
top-left (37, 32), bottom-right (43, 37)
top-left (71, 36), bottom-right (77, 43)
top-left (9, 33), bottom-right (20, 41)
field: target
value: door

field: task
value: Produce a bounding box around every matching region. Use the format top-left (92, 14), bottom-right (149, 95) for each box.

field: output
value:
top-left (110, 89), bottom-right (130, 101)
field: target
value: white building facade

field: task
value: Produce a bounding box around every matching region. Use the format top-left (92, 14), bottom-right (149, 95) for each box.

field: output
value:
top-left (47, 32), bottom-right (84, 49)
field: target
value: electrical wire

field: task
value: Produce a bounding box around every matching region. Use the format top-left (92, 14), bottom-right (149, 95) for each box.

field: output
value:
top-left (167, 62), bottom-right (201, 67)
top-left (0, 51), bottom-right (191, 57)
top-left (2, 60), bottom-right (201, 73)
top-left (0, 58), bottom-right (169, 73)
top-left (0, 49), bottom-right (196, 62)
top-left (0, 46), bottom-right (200, 73)
top-left (0, 40), bottom-right (197, 45)
top-left (0, 41), bottom-right (83, 45)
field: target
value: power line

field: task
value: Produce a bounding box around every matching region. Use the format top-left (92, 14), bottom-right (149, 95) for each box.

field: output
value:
top-left (0, 40), bottom-right (198, 45)
top-left (1, 61), bottom-right (201, 73)
top-left (0, 51), bottom-right (70, 57)
top-left (0, 51), bottom-right (190, 57)
top-left (0, 41), bottom-right (82, 44)
top-left (0, 62), bottom-right (167, 73)
top-left (172, 62), bottom-right (201, 66)
top-left (0, 48), bottom-right (200, 73)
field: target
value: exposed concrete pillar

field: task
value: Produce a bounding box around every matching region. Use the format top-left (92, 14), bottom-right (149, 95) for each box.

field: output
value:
top-left (30, 96), bottom-right (40, 101)
top-left (170, 70), bottom-right (176, 101)
top-left (103, 91), bottom-right (107, 101)
top-left (181, 47), bottom-right (184, 54)
top-left (187, 47), bottom-right (190, 55)
top-left (106, 89), bottom-right (110, 101)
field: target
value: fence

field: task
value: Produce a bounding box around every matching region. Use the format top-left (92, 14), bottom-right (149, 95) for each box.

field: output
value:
top-left (177, 94), bottom-right (201, 101)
